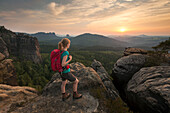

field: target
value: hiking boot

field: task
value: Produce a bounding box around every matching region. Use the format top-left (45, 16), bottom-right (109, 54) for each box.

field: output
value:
top-left (62, 92), bottom-right (71, 101)
top-left (73, 91), bottom-right (82, 100)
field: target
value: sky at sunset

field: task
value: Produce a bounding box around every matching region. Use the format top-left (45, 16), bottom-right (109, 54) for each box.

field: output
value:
top-left (0, 0), bottom-right (170, 36)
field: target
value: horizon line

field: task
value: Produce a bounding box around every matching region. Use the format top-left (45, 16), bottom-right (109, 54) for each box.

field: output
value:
top-left (1, 25), bottom-right (170, 37)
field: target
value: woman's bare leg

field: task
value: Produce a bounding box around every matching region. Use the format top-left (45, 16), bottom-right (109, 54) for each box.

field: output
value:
top-left (72, 78), bottom-right (82, 99)
top-left (73, 78), bottom-right (79, 92)
top-left (61, 80), bottom-right (67, 93)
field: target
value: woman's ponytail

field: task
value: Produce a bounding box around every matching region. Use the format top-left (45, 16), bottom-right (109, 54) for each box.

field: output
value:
top-left (58, 38), bottom-right (70, 50)
top-left (58, 41), bottom-right (63, 50)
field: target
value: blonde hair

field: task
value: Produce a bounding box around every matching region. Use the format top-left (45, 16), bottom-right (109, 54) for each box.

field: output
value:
top-left (58, 38), bottom-right (71, 50)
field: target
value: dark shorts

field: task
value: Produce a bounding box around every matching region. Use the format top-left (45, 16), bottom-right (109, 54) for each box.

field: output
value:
top-left (60, 72), bottom-right (76, 82)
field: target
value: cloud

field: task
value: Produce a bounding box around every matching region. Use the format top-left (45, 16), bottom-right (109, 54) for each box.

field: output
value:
top-left (47, 2), bottom-right (65, 16)
top-left (47, 0), bottom-right (118, 20)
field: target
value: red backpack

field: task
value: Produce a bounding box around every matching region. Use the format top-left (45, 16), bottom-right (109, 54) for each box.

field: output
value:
top-left (50, 49), bottom-right (64, 72)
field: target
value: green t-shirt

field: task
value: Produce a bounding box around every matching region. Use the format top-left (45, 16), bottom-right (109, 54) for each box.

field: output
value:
top-left (61, 50), bottom-right (70, 73)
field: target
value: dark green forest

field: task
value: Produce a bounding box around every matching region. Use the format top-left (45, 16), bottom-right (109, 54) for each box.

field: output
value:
top-left (13, 54), bottom-right (55, 92)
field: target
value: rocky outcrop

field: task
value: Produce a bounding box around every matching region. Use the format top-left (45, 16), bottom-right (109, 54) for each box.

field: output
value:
top-left (111, 47), bottom-right (170, 113)
top-left (91, 59), bottom-right (119, 99)
top-left (12, 62), bottom-right (116, 113)
top-left (0, 26), bottom-right (42, 85)
top-left (0, 26), bottom-right (42, 63)
top-left (126, 66), bottom-right (170, 113)
top-left (0, 37), bottom-right (9, 57)
top-left (0, 53), bottom-right (18, 86)
top-left (42, 62), bottom-right (105, 97)
top-left (0, 84), bottom-right (38, 113)
top-left (124, 47), bottom-right (147, 56)
top-left (111, 54), bottom-right (147, 100)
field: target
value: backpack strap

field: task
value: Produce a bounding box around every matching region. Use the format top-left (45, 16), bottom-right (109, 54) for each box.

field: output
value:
top-left (60, 50), bottom-right (66, 55)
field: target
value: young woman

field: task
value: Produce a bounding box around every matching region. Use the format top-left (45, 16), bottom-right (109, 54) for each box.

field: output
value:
top-left (58, 38), bottom-right (82, 101)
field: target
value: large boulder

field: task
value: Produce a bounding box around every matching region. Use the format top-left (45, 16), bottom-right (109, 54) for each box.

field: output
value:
top-left (13, 62), bottom-right (110, 113)
top-left (126, 66), bottom-right (170, 113)
top-left (0, 84), bottom-right (38, 113)
top-left (124, 47), bottom-right (147, 56)
top-left (91, 59), bottom-right (119, 99)
top-left (111, 54), bottom-right (147, 100)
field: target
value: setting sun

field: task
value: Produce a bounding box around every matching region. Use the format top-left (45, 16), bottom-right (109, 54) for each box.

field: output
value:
top-left (120, 28), bottom-right (126, 32)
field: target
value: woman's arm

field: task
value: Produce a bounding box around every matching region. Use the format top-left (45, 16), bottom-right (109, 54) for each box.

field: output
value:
top-left (62, 55), bottom-right (71, 67)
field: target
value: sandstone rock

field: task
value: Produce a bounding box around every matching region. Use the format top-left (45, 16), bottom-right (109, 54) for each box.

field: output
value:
top-left (111, 54), bottom-right (147, 100)
top-left (91, 59), bottom-right (119, 99)
top-left (69, 62), bottom-right (86, 71)
top-left (0, 58), bottom-right (18, 86)
top-left (0, 53), bottom-right (5, 61)
top-left (14, 92), bottom-right (100, 113)
top-left (12, 62), bottom-right (109, 113)
top-left (124, 47), bottom-right (147, 56)
top-left (0, 26), bottom-right (42, 63)
top-left (126, 66), bottom-right (170, 113)
top-left (0, 84), bottom-right (38, 113)
top-left (0, 37), bottom-right (9, 58)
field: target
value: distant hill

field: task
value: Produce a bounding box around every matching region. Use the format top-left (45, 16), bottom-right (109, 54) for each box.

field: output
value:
top-left (128, 36), bottom-right (170, 47)
top-left (15, 30), bottom-right (170, 50)
top-left (108, 35), bottom-right (170, 49)
top-left (16, 32), bottom-right (72, 42)
top-left (30, 32), bottom-right (60, 41)
top-left (70, 33), bottom-right (130, 47)
top-left (31, 32), bottom-right (130, 48)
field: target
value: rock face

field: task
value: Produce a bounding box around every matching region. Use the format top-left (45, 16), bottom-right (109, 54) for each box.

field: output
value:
top-left (12, 62), bottom-right (115, 113)
top-left (124, 47), bottom-right (147, 56)
top-left (0, 84), bottom-right (38, 113)
top-left (91, 59), bottom-right (119, 99)
top-left (0, 37), bottom-right (9, 57)
top-left (111, 54), bottom-right (147, 100)
top-left (0, 26), bottom-right (42, 63)
top-left (126, 66), bottom-right (170, 113)
top-left (0, 53), bottom-right (18, 86)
